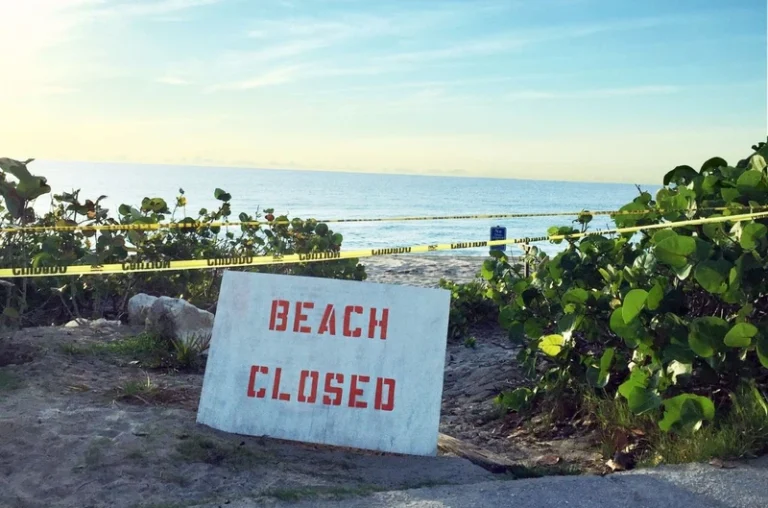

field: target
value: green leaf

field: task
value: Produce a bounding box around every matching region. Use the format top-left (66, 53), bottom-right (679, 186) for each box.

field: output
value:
top-left (481, 260), bottom-right (495, 280)
top-left (659, 394), bottom-right (716, 432)
top-left (737, 170), bottom-right (764, 192)
top-left (587, 348), bottom-right (614, 388)
top-left (721, 187), bottom-right (741, 203)
top-left (3, 307), bottom-right (19, 319)
top-left (524, 318), bottom-right (546, 339)
top-left (630, 388), bottom-right (663, 415)
top-left (213, 188), bottom-right (232, 201)
top-left (562, 287), bottom-right (589, 305)
top-left (740, 223), bottom-right (767, 251)
top-left (749, 154), bottom-right (767, 172)
top-left (619, 369), bottom-right (648, 398)
top-left (755, 334), bottom-right (768, 368)
top-left (723, 323), bottom-right (757, 348)
top-left (653, 232), bottom-right (696, 269)
top-left (539, 334), bottom-right (565, 357)
top-left (622, 289), bottom-right (648, 323)
top-left (647, 283), bottom-right (664, 311)
top-left (694, 259), bottom-right (730, 294)
top-left (700, 157), bottom-right (728, 174)
top-left (610, 308), bottom-right (641, 347)
top-left (688, 316), bottom-right (728, 358)
top-left (495, 387), bottom-right (533, 412)
top-left (663, 165), bottom-right (699, 186)
top-left (632, 252), bottom-right (657, 276)
top-left (666, 361), bottom-right (692, 384)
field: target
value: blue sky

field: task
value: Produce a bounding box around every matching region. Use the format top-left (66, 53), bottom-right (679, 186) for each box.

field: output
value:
top-left (0, 0), bottom-right (765, 183)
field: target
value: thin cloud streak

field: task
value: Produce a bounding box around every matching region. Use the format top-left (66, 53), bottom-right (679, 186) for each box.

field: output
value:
top-left (157, 76), bottom-right (192, 85)
top-left (89, 0), bottom-right (224, 18)
top-left (205, 66), bottom-right (303, 92)
top-left (506, 85), bottom-right (683, 101)
top-left (382, 15), bottom-right (709, 64)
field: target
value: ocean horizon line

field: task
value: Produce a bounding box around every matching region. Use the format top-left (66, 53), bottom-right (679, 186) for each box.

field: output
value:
top-left (32, 158), bottom-right (661, 188)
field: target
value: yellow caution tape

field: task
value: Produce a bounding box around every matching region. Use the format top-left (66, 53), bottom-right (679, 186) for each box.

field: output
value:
top-left (2, 205), bottom-right (766, 234)
top-left (1, 211), bottom-right (766, 279)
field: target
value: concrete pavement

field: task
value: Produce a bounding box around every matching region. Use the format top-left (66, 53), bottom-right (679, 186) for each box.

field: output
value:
top-left (194, 456), bottom-right (768, 508)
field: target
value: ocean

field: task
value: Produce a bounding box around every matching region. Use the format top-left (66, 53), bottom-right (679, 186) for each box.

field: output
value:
top-left (30, 160), bottom-right (658, 257)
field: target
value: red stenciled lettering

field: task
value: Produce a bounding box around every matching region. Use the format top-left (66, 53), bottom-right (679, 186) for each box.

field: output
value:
top-left (293, 301), bottom-right (314, 333)
top-left (374, 377), bottom-right (396, 411)
top-left (348, 374), bottom-right (369, 408)
top-left (269, 299), bottom-right (290, 331)
top-left (323, 372), bottom-right (344, 405)
top-left (298, 370), bottom-right (319, 403)
top-left (368, 308), bottom-right (389, 340)
top-left (247, 365), bottom-right (269, 398)
top-left (343, 305), bottom-right (363, 337)
top-left (271, 367), bottom-right (291, 401)
top-left (318, 304), bottom-right (336, 335)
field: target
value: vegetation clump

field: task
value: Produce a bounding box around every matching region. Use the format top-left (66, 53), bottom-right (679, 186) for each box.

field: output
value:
top-left (482, 139), bottom-right (768, 463)
top-left (0, 158), bottom-right (366, 328)
top-left (439, 278), bottom-right (498, 341)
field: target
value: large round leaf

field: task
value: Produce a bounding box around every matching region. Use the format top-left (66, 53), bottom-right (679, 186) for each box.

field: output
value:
top-left (700, 157), bottom-right (728, 174)
top-left (737, 170), bottom-right (765, 192)
top-left (646, 283), bottom-right (664, 310)
top-left (622, 289), bottom-right (648, 323)
top-left (539, 334), bottom-right (565, 357)
top-left (610, 308), bottom-right (641, 347)
top-left (654, 232), bottom-right (696, 269)
top-left (723, 323), bottom-right (757, 348)
top-left (688, 317), bottom-right (728, 358)
top-left (659, 394), bottom-right (715, 432)
top-left (740, 223), bottom-right (767, 251)
top-left (663, 165), bottom-right (699, 186)
top-left (694, 259), bottom-right (730, 294)
top-left (623, 386), bottom-right (662, 415)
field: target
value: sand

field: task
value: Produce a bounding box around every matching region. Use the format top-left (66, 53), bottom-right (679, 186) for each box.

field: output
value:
top-left (0, 254), bottom-right (596, 508)
top-left (362, 255), bottom-right (489, 287)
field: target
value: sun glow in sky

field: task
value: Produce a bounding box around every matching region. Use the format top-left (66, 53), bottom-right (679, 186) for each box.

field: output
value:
top-left (0, 0), bottom-right (765, 183)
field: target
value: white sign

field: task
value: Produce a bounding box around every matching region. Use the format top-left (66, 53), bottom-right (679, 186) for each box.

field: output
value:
top-left (196, 270), bottom-right (450, 456)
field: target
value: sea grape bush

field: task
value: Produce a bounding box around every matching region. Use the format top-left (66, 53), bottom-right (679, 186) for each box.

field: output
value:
top-left (0, 158), bottom-right (365, 327)
top-left (485, 139), bottom-right (768, 433)
top-left (438, 278), bottom-right (498, 341)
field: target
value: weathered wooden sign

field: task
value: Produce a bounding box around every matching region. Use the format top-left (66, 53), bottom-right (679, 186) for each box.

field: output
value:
top-left (197, 271), bottom-right (450, 456)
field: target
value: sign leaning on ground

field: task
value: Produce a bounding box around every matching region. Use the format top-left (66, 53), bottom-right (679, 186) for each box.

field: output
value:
top-left (196, 271), bottom-right (451, 456)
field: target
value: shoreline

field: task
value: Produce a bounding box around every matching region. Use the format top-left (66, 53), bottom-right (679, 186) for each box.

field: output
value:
top-left (362, 254), bottom-right (507, 287)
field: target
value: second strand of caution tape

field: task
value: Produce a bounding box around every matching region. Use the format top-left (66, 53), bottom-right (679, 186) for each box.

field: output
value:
top-left (2, 211), bottom-right (767, 279)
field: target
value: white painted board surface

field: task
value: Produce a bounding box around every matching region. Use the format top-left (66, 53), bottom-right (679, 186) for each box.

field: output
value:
top-left (196, 270), bottom-right (451, 456)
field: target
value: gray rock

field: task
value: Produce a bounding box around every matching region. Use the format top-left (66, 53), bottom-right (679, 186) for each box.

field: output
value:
top-left (63, 318), bottom-right (121, 328)
top-left (145, 296), bottom-right (214, 350)
top-left (127, 293), bottom-right (158, 326)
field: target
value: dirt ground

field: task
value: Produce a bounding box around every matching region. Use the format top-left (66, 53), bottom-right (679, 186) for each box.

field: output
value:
top-left (0, 256), bottom-right (603, 508)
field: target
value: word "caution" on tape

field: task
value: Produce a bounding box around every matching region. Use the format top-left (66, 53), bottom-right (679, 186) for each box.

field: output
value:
top-left (1, 211), bottom-right (767, 279)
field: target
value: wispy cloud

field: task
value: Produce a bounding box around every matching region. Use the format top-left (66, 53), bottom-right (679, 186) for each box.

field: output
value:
top-left (382, 15), bottom-right (700, 64)
top-left (157, 76), bottom-right (192, 85)
top-left (205, 66), bottom-right (303, 92)
top-left (506, 85), bottom-right (682, 101)
top-left (90, 0), bottom-right (224, 19)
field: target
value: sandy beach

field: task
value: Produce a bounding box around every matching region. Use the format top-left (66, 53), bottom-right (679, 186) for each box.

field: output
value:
top-left (362, 254), bottom-right (489, 287)
top-left (0, 254), bottom-right (597, 508)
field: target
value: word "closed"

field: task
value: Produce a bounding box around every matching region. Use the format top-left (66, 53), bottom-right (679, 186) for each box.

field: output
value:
top-left (247, 365), bottom-right (396, 411)
top-left (269, 300), bottom-right (390, 340)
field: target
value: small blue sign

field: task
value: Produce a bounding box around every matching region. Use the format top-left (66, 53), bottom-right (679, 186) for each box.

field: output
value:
top-left (490, 226), bottom-right (506, 252)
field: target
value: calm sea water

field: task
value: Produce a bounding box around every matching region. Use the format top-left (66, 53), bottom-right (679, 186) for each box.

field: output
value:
top-left (30, 160), bottom-right (657, 257)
